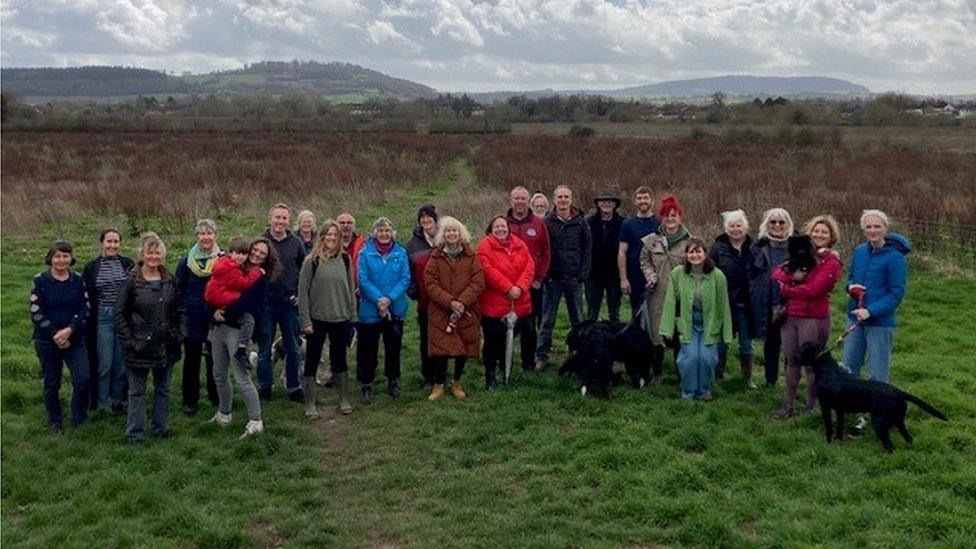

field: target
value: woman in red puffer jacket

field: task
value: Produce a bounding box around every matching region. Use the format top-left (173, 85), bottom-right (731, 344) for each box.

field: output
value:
top-left (476, 215), bottom-right (535, 389)
top-left (771, 215), bottom-right (843, 419)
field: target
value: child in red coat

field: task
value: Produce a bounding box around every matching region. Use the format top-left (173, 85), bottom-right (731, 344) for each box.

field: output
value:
top-left (205, 236), bottom-right (263, 366)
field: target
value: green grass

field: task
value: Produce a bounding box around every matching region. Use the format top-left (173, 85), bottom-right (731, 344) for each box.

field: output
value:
top-left (3, 164), bottom-right (975, 547)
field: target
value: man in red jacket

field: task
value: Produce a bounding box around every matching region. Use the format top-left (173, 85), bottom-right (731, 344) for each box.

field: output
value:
top-left (506, 186), bottom-right (550, 373)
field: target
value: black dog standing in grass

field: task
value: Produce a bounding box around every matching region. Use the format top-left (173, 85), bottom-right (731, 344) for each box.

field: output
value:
top-left (560, 317), bottom-right (654, 397)
top-left (798, 341), bottom-right (947, 452)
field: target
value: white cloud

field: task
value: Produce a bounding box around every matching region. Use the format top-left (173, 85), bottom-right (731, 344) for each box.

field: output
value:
top-left (0, 0), bottom-right (974, 93)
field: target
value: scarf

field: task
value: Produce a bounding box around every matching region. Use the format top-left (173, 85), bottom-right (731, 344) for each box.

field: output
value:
top-left (375, 239), bottom-right (394, 256)
top-left (186, 243), bottom-right (220, 278)
top-left (659, 224), bottom-right (689, 250)
top-left (445, 244), bottom-right (463, 260)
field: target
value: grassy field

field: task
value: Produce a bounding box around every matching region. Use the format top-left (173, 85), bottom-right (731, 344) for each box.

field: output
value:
top-left (2, 133), bottom-right (976, 547)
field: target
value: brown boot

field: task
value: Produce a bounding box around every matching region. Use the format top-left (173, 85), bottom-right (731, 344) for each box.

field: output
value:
top-left (451, 381), bottom-right (466, 400)
top-left (427, 384), bottom-right (445, 402)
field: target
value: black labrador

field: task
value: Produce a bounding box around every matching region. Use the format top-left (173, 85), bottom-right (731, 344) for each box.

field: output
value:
top-left (560, 320), bottom-right (616, 398)
top-left (798, 341), bottom-right (948, 452)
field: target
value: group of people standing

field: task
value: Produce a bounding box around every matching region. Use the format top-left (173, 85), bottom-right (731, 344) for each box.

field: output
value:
top-left (31, 186), bottom-right (910, 441)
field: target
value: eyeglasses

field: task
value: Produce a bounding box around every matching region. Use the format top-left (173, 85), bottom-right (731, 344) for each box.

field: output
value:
top-left (769, 220), bottom-right (787, 225)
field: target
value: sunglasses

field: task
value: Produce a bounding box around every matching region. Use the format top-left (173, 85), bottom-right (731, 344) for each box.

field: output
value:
top-left (769, 220), bottom-right (787, 225)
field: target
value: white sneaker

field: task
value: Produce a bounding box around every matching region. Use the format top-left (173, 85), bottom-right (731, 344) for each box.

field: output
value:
top-left (240, 420), bottom-right (264, 439)
top-left (210, 411), bottom-right (232, 426)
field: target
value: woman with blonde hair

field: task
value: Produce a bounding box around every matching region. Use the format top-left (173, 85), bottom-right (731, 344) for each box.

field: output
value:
top-left (423, 216), bottom-right (485, 401)
top-left (772, 215), bottom-right (843, 419)
top-left (751, 207), bottom-right (795, 387)
top-left (295, 210), bottom-right (317, 254)
top-left (115, 233), bottom-right (182, 443)
top-left (298, 219), bottom-right (357, 416)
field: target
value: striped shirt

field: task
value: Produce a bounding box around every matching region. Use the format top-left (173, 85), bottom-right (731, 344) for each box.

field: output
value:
top-left (95, 256), bottom-right (128, 307)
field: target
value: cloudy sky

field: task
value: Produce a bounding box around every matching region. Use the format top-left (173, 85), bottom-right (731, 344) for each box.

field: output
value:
top-left (2, 0), bottom-right (974, 94)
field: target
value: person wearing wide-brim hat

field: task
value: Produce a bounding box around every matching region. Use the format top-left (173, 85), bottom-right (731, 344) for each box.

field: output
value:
top-left (585, 188), bottom-right (625, 323)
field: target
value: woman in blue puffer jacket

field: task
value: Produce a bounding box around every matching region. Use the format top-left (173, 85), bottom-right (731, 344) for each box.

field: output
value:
top-left (356, 217), bottom-right (411, 404)
top-left (843, 209), bottom-right (911, 436)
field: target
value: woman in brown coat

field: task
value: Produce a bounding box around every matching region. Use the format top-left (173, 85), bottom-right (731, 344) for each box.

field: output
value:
top-left (423, 216), bottom-right (485, 401)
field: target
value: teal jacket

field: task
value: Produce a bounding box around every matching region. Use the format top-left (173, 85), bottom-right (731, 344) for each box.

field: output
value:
top-left (659, 266), bottom-right (734, 346)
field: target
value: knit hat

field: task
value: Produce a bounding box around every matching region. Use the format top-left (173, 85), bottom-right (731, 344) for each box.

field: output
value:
top-left (592, 188), bottom-right (621, 208)
top-left (417, 204), bottom-right (438, 223)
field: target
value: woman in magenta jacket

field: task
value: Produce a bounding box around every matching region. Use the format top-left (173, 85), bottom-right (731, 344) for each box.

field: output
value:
top-left (771, 215), bottom-right (843, 419)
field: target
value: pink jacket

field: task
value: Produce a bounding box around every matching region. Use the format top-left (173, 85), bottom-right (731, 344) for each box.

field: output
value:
top-left (772, 250), bottom-right (843, 319)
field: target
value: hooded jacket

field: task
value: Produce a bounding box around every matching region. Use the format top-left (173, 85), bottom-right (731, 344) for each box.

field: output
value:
top-left (357, 237), bottom-right (411, 323)
top-left (263, 228), bottom-right (306, 306)
top-left (424, 243), bottom-right (485, 358)
top-left (846, 233), bottom-right (911, 327)
top-left (114, 265), bottom-right (183, 369)
top-left (476, 234), bottom-right (535, 318)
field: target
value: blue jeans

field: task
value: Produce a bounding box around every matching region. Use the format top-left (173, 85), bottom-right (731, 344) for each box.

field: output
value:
top-left (677, 310), bottom-right (719, 400)
top-left (256, 302), bottom-right (301, 392)
top-left (536, 278), bottom-right (584, 361)
top-left (842, 320), bottom-right (895, 383)
top-left (96, 306), bottom-right (126, 409)
top-left (126, 366), bottom-right (172, 442)
top-left (36, 338), bottom-right (90, 427)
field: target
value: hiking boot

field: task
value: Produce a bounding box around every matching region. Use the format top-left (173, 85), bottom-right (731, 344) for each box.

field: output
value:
top-left (451, 381), bottom-right (466, 400)
top-left (534, 358), bottom-right (548, 372)
top-left (210, 411), bottom-right (233, 426)
top-left (240, 420), bottom-right (264, 439)
top-left (772, 405), bottom-right (795, 420)
top-left (258, 387), bottom-right (272, 402)
top-left (302, 377), bottom-right (319, 419)
top-left (50, 422), bottom-right (64, 436)
top-left (387, 379), bottom-right (401, 399)
top-left (428, 384), bottom-right (445, 402)
top-left (288, 388), bottom-right (305, 403)
top-left (850, 415), bottom-right (869, 437)
top-left (361, 384), bottom-right (373, 405)
top-left (741, 354), bottom-right (756, 389)
top-left (335, 372), bottom-right (352, 415)
top-left (182, 404), bottom-right (198, 416)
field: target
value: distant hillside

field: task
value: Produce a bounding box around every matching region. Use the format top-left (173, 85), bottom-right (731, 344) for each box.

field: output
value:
top-left (0, 61), bottom-right (438, 100)
top-left (468, 75), bottom-right (870, 103)
top-left (611, 75), bottom-right (870, 98)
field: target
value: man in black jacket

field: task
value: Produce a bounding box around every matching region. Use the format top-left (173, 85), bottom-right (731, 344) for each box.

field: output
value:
top-left (256, 203), bottom-right (307, 401)
top-left (535, 185), bottom-right (592, 370)
top-left (585, 188), bottom-right (624, 323)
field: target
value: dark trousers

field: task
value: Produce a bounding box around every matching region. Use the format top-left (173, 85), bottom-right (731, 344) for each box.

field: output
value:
top-left (627, 268), bottom-right (647, 318)
top-left (482, 315), bottom-right (534, 382)
top-left (417, 309), bottom-right (434, 384)
top-left (431, 356), bottom-right (467, 384)
top-left (182, 340), bottom-right (218, 408)
top-left (304, 319), bottom-right (350, 377)
top-left (37, 339), bottom-right (90, 427)
top-left (126, 365), bottom-right (172, 442)
top-left (530, 286), bottom-right (544, 331)
top-left (356, 320), bottom-right (403, 385)
top-left (585, 277), bottom-right (622, 323)
top-left (537, 278), bottom-right (584, 361)
top-left (256, 303), bottom-right (302, 392)
top-left (763, 314), bottom-right (783, 386)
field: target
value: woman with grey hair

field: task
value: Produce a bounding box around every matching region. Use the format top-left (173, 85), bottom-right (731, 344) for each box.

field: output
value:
top-left (750, 207), bottom-right (794, 387)
top-left (709, 209), bottom-right (759, 388)
top-left (295, 210), bottom-right (317, 255)
top-left (355, 217), bottom-right (411, 404)
top-left (174, 218), bottom-right (220, 415)
top-left (843, 209), bottom-right (911, 437)
top-left (115, 233), bottom-right (182, 443)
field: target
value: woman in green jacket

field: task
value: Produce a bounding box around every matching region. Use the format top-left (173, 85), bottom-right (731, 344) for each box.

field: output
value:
top-left (659, 238), bottom-right (733, 401)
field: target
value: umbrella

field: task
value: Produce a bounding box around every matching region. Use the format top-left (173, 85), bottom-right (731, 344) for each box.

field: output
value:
top-left (503, 301), bottom-right (517, 384)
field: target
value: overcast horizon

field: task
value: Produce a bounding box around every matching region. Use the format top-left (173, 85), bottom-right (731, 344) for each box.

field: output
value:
top-left (2, 0), bottom-right (974, 95)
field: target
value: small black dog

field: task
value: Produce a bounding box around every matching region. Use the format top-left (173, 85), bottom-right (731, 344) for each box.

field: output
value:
top-left (798, 341), bottom-right (948, 452)
top-left (786, 235), bottom-right (817, 273)
top-left (560, 320), bottom-right (616, 397)
top-left (605, 319), bottom-right (654, 389)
